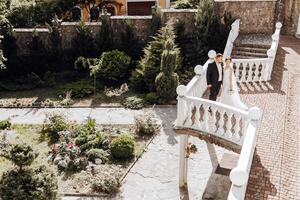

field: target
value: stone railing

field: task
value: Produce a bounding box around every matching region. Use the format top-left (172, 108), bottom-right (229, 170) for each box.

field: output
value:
top-left (232, 58), bottom-right (270, 82)
top-left (266, 22), bottom-right (282, 80)
top-left (228, 109), bottom-right (261, 200)
top-left (175, 59), bottom-right (262, 199)
top-left (177, 86), bottom-right (260, 145)
top-left (223, 19), bottom-right (240, 58)
top-left (231, 22), bottom-right (282, 82)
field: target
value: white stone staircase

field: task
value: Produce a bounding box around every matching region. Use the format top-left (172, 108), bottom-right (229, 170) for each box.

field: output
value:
top-left (175, 19), bottom-right (282, 200)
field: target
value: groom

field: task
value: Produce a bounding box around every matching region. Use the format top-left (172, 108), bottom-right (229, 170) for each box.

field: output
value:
top-left (206, 53), bottom-right (223, 101)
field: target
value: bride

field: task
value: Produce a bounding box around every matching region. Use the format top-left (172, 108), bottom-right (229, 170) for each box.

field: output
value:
top-left (219, 57), bottom-right (248, 111)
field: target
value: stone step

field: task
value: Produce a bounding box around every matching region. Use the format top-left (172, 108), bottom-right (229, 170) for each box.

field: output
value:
top-left (231, 51), bottom-right (267, 58)
top-left (234, 43), bottom-right (270, 49)
top-left (231, 55), bottom-right (264, 59)
top-left (233, 47), bottom-right (268, 54)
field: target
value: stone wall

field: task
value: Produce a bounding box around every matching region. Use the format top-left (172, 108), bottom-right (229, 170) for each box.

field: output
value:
top-left (215, 0), bottom-right (277, 34)
top-left (13, 28), bottom-right (50, 56)
top-left (161, 9), bottom-right (197, 33)
top-left (281, 0), bottom-right (300, 35)
top-left (12, 9), bottom-right (197, 55)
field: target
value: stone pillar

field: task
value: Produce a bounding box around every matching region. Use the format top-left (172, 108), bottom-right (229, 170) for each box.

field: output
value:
top-left (296, 13), bottom-right (300, 38)
top-left (179, 134), bottom-right (188, 187)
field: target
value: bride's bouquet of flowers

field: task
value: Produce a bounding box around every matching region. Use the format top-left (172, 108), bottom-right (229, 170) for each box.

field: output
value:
top-left (228, 89), bottom-right (235, 95)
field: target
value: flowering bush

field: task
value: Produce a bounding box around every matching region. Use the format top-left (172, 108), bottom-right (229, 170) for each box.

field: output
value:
top-left (42, 113), bottom-right (70, 144)
top-left (134, 112), bottom-right (159, 136)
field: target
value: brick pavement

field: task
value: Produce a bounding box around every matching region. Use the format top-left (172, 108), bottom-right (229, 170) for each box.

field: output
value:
top-left (244, 36), bottom-right (300, 200)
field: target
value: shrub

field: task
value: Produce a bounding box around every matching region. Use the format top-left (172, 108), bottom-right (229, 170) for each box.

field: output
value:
top-left (0, 119), bottom-right (11, 130)
top-left (109, 135), bottom-right (135, 159)
top-left (91, 173), bottom-right (119, 194)
top-left (43, 71), bottom-right (56, 87)
top-left (95, 50), bottom-right (131, 83)
top-left (86, 148), bottom-right (109, 163)
top-left (27, 72), bottom-right (44, 87)
top-left (144, 92), bottom-right (159, 104)
top-left (155, 39), bottom-right (179, 102)
top-left (59, 79), bottom-right (94, 98)
top-left (78, 132), bottom-right (109, 152)
top-left (122, 96), bottom-right (144, 109)
top-left (134, 112), bottom-right (159, 136)
top-left (42, 113), bottom-right (69, 144)
top-left (0, 165), bottom-right (58, 200)
top-left (3, 144), bottom-right (37, 168)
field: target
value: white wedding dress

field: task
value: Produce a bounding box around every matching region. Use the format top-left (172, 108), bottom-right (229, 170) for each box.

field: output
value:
top-left (219, 65), bottom-right (248, 111)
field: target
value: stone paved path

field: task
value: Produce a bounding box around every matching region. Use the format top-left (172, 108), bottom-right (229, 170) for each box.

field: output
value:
top-left (0, 107), bottom-right (147, 124)
top-left (242, 36), bottom-right (300, 200)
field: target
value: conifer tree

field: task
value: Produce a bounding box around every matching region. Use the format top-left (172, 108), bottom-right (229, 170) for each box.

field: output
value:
top-left (155, 39), bottom-right (179, 102)
top-left (130, 20), bottom-right (181, 92)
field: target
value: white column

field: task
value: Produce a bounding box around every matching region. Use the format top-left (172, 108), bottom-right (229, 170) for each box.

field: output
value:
top-left (296, 13), bottom-right (300, 38)
top-left (179, 135), bottom-right (188, 187)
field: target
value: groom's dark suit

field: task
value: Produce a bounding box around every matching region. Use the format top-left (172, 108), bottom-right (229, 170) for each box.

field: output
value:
top-left (206, 61), bottom-right (223, 101)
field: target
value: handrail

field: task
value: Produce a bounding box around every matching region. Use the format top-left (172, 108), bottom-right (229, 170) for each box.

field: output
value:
top-left (183, 95), bottom-right (249, 118)
top-left (228, 108), bottom-right (261, 200)
top-left (223, 19), bottom-right (240, 59)
top-left (266, 22), bottom-right (282, 80)
top-left (186, 51), bottom-right (215, 97)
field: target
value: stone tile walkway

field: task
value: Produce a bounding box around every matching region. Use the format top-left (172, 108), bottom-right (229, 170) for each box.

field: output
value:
top-left (240, 36), bottom-right (300, 200)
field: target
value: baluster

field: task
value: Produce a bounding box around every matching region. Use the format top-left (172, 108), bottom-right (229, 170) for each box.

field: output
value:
top-left (241, 63), bottom-right (247, 82)
top-left (217, 110), bottom-right (225, 135)
top-left (202, 105), bottom-right (210, 132)
top-left (247, 62), bottom-right (253, 82)
top-left (185, 101), bottom-right (193, 127)
top-left (233, 115), bottom-right (241, 141)
top-left (210, 107), bottom-right (217, 132)
top-left (234, 63), bottom-right (240, 81)
top-left (253, 62), bottom-right (260, 82)
top-left (240, 117), bottom-right (249, 140)
top-left (192, 103), bottom-right (201, 129)
top-left (260, 63), bottom-right (266, 81)
top-left (225, 113), bottom-right (233, 138)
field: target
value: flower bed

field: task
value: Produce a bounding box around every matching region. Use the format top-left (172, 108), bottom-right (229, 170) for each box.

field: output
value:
top-left (0, 113), bottom-right (160, 197)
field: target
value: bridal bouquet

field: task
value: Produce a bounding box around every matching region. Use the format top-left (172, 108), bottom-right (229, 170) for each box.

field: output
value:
top-left (228, 89), bottom-right (235, 95)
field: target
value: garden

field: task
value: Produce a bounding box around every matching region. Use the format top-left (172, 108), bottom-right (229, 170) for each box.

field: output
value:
top-left (0, 0), bottom-right (234, 109)
top-left (0, 111), bottom-right (160, 198)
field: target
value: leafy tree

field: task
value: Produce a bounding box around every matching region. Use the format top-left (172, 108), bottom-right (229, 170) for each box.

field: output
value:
top-left (130, 20), bottom-right (181, 92)
top-left (71, 20), bottom-right (95, 58)
top-left (155, 39), bottom-right (179, 102)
